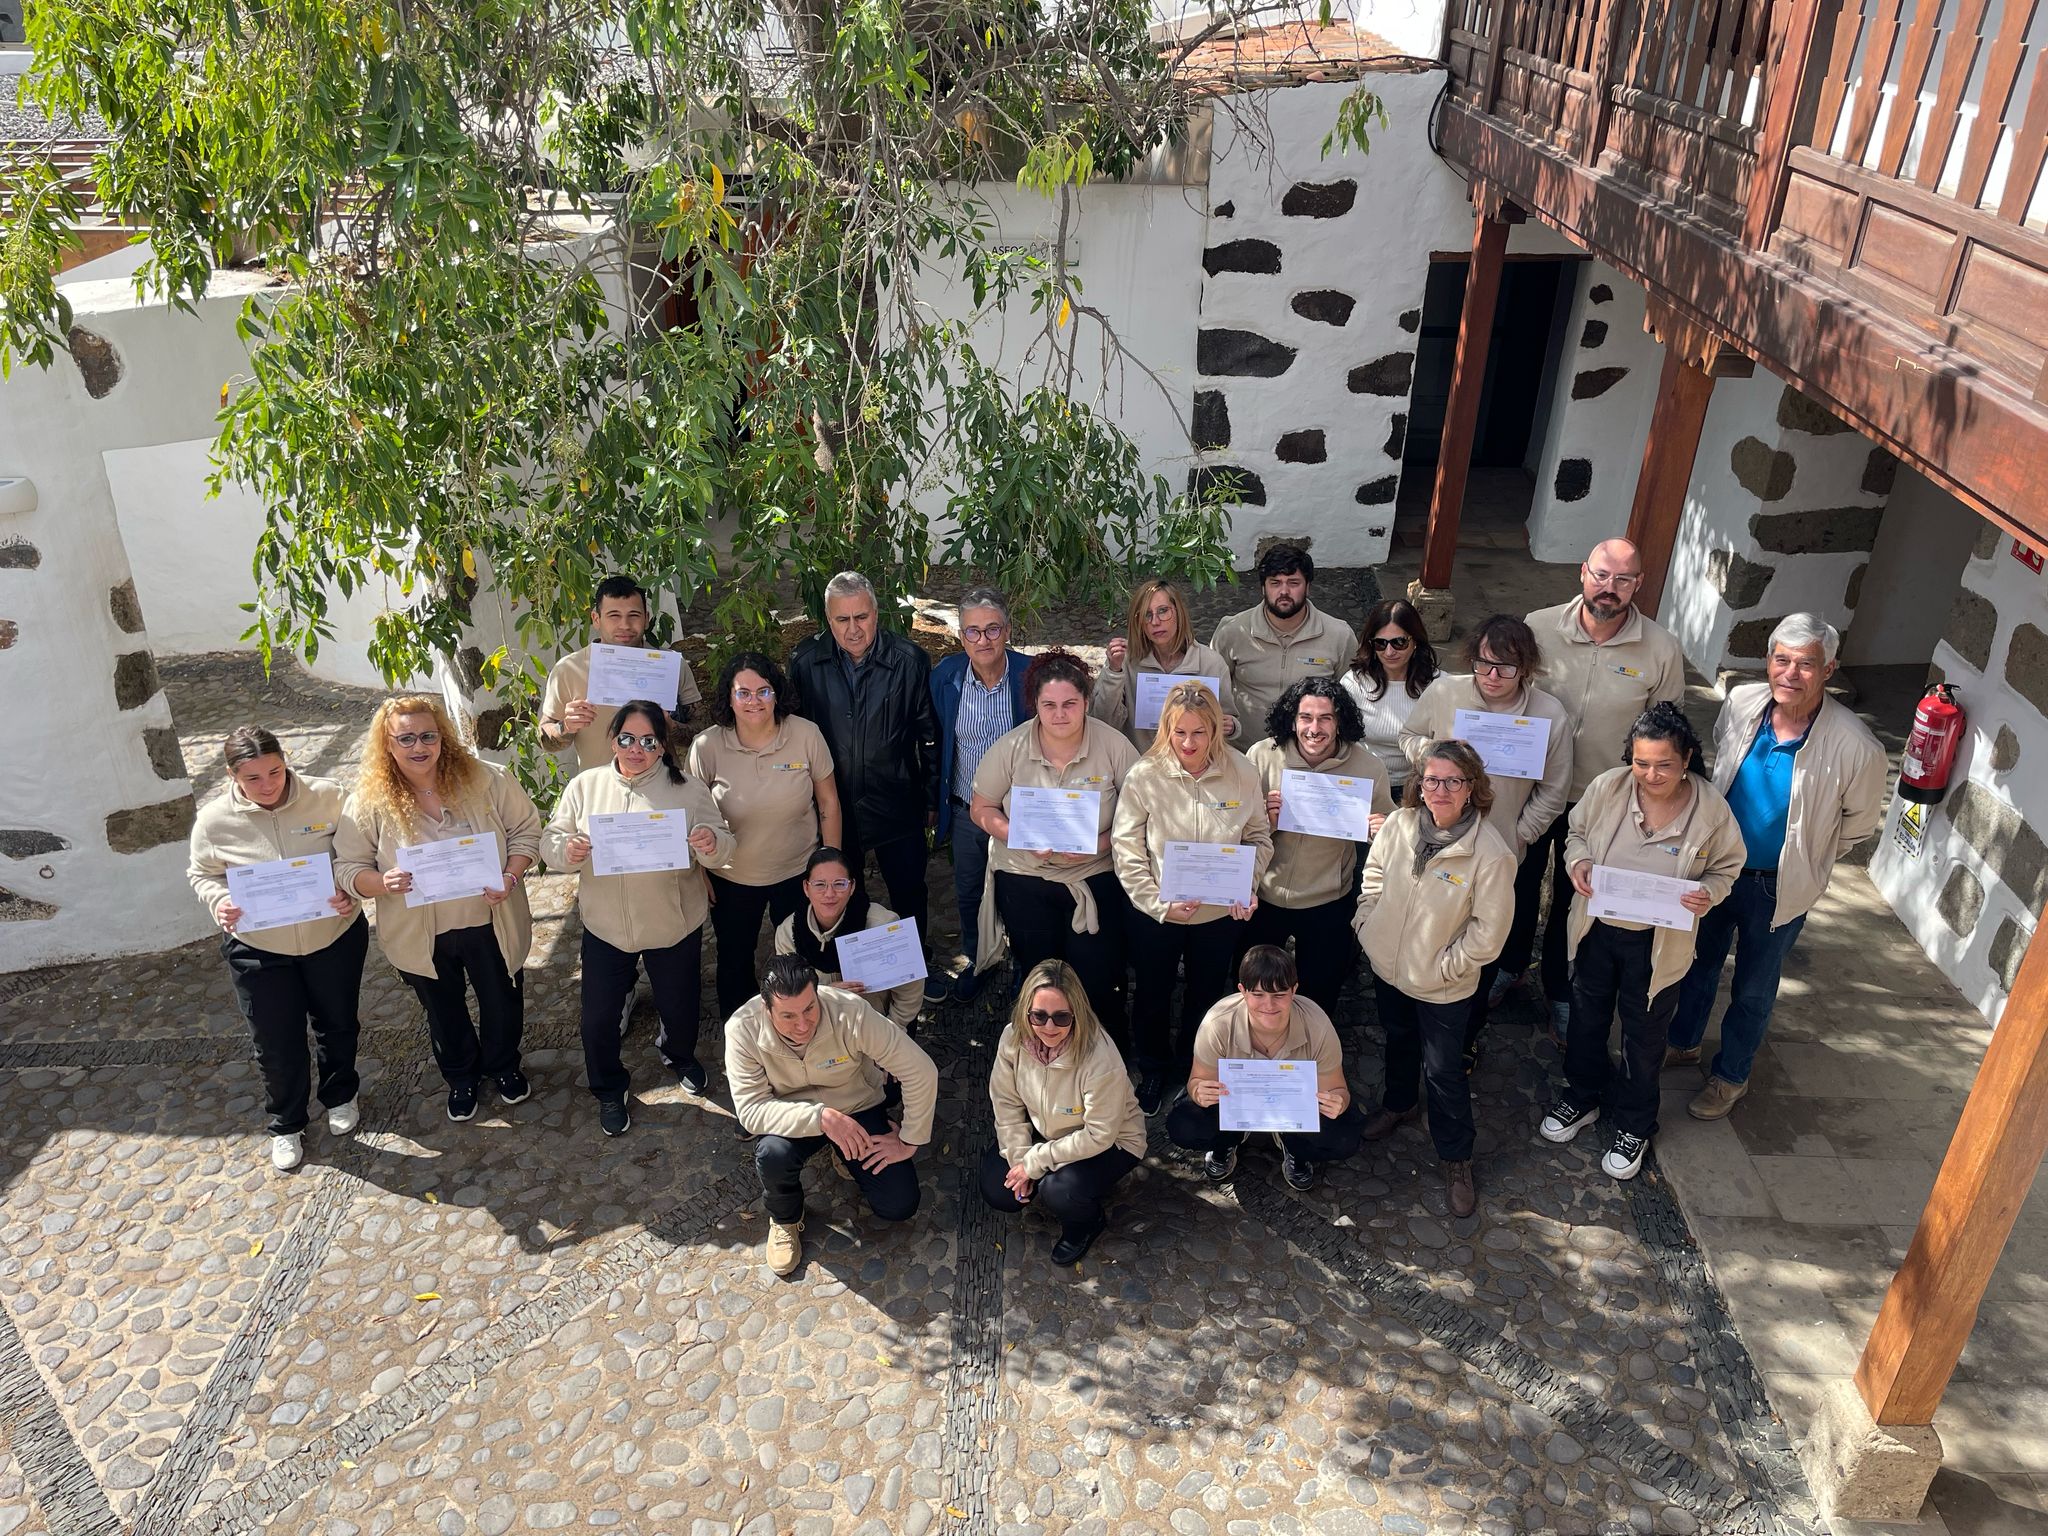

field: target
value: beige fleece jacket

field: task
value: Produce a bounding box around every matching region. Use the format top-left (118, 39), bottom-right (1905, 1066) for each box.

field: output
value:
top-left (723, 986), bottom-right (939, 1144)
top-left (989, 1026), bottom-right (1146, 1180)
top-left (1354, 808), bottom-right (1516, 1003)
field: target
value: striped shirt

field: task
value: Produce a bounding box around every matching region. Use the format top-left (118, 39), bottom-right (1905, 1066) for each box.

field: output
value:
top-left (952, 660), bottom-right (1014, 804)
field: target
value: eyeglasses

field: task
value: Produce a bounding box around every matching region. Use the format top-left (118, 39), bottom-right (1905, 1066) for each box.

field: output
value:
top-left (1421, 774), bottom-right (1470, 791)
top-left (806, 877), bottom-right (854, 893)
top-left (391, 731), bottom-right (441, 748)
top-left (1587, 570), bottom-right (1641, 590)
top-left (614, 732), bottom-right (663, 751)
top-left (1371, 636), bottom-right (1413, 652)
top-left (1474, 660), bottom-right (1521, 679)
top-left (1026, 1009), bottom-right (1075, 1030)
top-left (962, 623), bottom-right (1006, 643)
top-left (732, 686), bottom-right (776, 703)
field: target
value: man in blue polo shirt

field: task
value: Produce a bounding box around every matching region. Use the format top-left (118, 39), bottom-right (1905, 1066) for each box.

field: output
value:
top-left (1667, 614), bottom-right (1886, 1119)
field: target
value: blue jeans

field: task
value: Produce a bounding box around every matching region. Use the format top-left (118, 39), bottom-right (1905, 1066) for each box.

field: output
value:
top-left (951, 808), bottom-right (991, 964)
top-left (1669, 870), bottom-right (1808, 1086)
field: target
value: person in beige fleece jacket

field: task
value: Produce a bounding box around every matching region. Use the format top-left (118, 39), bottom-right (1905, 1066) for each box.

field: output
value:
top-left (1354, 740), bottom-right (1515, 1218)
top-left (187, 725), bottom-right (367, 1173)
top-left (335, 695), bottom-right (541, 1126)
top-left (725, 956), bottom-right (939, 1277)
top-left (1111, 681), bottom-right (1274, 1115)
top-left (981, 960), bottom-right (1146, 1265)
top-left (542, 701), bottom-right (736, 1136)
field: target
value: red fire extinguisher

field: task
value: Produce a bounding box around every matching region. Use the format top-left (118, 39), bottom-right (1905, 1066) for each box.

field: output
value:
top-left (1899, 682), bottom-right (1965, 804)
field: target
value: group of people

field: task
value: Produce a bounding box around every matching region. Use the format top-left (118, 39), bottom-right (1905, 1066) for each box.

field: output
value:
top-left (187, 541), bottom-right (1887, 1273)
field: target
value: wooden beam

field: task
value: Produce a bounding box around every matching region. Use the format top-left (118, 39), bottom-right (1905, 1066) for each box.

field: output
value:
top-left (1623, 343), bottom-right (1717, 619)
top-left (1855, 922), bottom-right (2048, 1425)
top-left (1420, 204), bottom-right (1513, 592)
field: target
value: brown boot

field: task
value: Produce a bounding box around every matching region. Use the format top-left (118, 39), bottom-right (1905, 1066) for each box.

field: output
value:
top-left (1361, 1104), bottom-right (1421, 1142)
top-left (1688, 1076), bottom-right (1748, 1121)
top-left (1662, 1045), bottom-right (1701, 1071)
top-left (1444, 1160), bottom-right (1477, 1219)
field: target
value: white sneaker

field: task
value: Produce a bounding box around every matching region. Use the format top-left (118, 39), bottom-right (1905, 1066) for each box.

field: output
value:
top-left (326, 1099), bottom-right (360, 1136)
top-left (270, 1133), bottom-right (304, 1172)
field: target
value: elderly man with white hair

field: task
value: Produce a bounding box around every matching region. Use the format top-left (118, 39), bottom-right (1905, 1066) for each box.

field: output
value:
top-left (1666, 613), bottom-right (1886, 1120)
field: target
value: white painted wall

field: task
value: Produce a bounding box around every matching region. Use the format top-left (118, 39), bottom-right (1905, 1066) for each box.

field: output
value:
top-left (1838, 466), bottom-right (1979, 666)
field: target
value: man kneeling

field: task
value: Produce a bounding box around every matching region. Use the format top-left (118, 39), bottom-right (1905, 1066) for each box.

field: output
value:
top-left (725, 955), bottom-right (940, 1276)
top-left (1167, 945), bottom-right (1363, 1190)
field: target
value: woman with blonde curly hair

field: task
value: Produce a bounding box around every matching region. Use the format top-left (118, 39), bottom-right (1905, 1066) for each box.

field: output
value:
top-left (335, 695), bottom-right (543, 1123)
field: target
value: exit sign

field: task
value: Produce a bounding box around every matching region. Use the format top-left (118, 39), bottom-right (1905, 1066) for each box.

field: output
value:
top-left (2015, 539), bottom-right (2045, 573)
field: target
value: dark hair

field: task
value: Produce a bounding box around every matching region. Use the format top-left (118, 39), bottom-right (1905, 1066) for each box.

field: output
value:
top-left (593, 575), bottom-right (650, 612)
top-left (713, 651), bottom-right (791, 729)
top-left (1348, 598), bottom-right (1439, 702)
top-left (1266, 675), bottom-right (1365, 750)
top-left (1238, 944), bottom-right (1298, 992)
top-left (805, 845), bottom-right (854, 881)
top-left (1023, 647), bottom-right (1093, 709)
top-left (1402, 739), bottom-right (1496, 816)
top-left (1256, 543), bottom-right (1314, 585)
top-left (607, 700), bottom-right (685, 783)
top-left (223, 725), bottom-right (284, 770)
top-left (1464, 614), bottom-right (1544, 683)
top-left (760, 954), bottom-right (819, 1004)
top-left (1624, 701), bottom-right (1706, 777)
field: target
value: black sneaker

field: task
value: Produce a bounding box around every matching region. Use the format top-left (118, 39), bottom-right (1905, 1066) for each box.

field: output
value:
top-left (675, 1059), bottom-right (708, 1096)
top-left (446, 1084), bottom-right (478, 1122)
top-left (1049, 1221), bottom-right (1105, 1266)
top-left (1538, 1096), bottom-right (1599, 1144)
top-left (598, 1097), bottom-right (631, 1137)
top-left (1136, 1074), bottom-right (1166, 1116)
top-left (1603, 1130), bottom-right (1649, 1181)
top-left (1282, 1147), bottom-right (1319, 1191)
top-left (1204, 1145), bottom-right (1237, 1183)
top-left (494, 1069), bottom-right (531, 1105)
top-left (923, 971), bottom-right (952, 1003)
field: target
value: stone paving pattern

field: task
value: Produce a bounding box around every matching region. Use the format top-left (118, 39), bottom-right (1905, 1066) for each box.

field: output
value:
top-left (0, 649), bottom-right (1847, 1536)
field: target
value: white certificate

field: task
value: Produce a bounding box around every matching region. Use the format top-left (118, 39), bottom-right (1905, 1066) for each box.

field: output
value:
top-left (1589, 865), bottom-right (1701, 931)
top-left (1276, 769), bottom-right (1377, 841)
top-left (1135, 671), bottom-right (1222, 731)
top-left (585, 643), bottom-right (684, 709)
top-left (1217, 1057), bottom-right (1322, 1133)
top-left (396, 832), bottom-right (504, 908)
top-left (832, 917), bottom-right (928, 992)
top-left (587, 809), bottom-right (691, 876)
top-left (1006, 786), bottom-right (1102, 856)
top-left (226, 853), bottom-right (338, 933)
top-left (1452, 707), bottom-right (1552, 781)
top-left (1158, 840), bottom-right (1255, 906)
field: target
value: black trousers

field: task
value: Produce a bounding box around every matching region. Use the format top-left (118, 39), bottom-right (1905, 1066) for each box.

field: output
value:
top-left (1499, 808), bottom-right (1573, 1004)
top-left (1565, 921), bottom-right (1676, 1138)
top-left (994, 870), bottom-right (1128, 1046)
top-left (977, 1142), bottom-right (1139, 1239)
top-left (707, 872), bottom-right (804, 1023)
top-left (844, 830), bottom-right (929, 951)
top-left (223, 916), bottom-right (369, 1135)
top-left (1127, 910), bottom-right (1240, 1079)
top-left (580, 925), bottom-right (704, 1100)
top-left (399, 922), bottom-right (524, 1090)
top-left (1165, 1095), bottom-right (1365, 1162)
top-left (755, 1101), bottom-right (921, 1224)
top-left (1373, 975), bottom-right (1476, 1161)
top-left (1239, 895), bottom-right (1358, 1021)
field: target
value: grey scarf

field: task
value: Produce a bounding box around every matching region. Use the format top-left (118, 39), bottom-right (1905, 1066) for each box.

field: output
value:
top-left (1413, 807), bottom-right (1477, 877)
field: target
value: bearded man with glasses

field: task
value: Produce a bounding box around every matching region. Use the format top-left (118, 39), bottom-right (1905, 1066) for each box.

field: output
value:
top-left (1502, 540), bottom-right (1687, 1037)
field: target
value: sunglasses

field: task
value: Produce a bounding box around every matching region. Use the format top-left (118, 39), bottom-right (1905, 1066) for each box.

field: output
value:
top-left (962, 624), bottom-right (1006, 643)
top-left (1370, 636), bottom-right (1413, 652)
top-left (1475, 660), bottom-right (1521, 679)
top-left (391, 731), bottom-right (441, 748)
top-left (1026, 1009), bottom-right (1075, 1030)
top-left (615, 732), bottom-right (663, 751)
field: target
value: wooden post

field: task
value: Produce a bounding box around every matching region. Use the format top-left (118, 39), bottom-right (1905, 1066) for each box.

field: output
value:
top-left (1622, 343), bottom-right (1717, 618)
top-left (1743, 0), bottom-right (1830, 249)
top-left (1855, 922), bottom-right (2048, 1425)
top-left (1419, 204), bottom-right (1513, 592)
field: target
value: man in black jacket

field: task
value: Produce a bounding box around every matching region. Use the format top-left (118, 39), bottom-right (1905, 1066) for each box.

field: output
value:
top-left (789, 571), bottom-right (941, 970)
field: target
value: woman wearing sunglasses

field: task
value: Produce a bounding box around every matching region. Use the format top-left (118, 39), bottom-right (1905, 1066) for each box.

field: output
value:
top-left (1341, 598), bottom-right (1439, 800)
top-left (981, 959), bottom-right (1146, 1265)
top-left (542, 700), bottom-right (735, 1137)
top-left (1353, 740), bottom-right (1515, 1219)
top-left (688, 652), bottom-right (843, 1024)
top-left (774, 847), bottom-right (923, 1033)
top-left (336, 695), bottom-right (543, 1124)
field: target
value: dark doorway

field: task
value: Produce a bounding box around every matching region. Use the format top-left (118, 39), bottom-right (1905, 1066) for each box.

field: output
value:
top-left (1404, 257), bottom-right (1574, 470)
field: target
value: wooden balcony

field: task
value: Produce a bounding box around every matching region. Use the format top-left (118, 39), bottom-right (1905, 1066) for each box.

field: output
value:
top-left (1436, 0), bottom-right (2048, 542)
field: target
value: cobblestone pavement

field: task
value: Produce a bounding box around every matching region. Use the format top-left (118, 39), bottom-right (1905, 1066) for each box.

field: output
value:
top-left (0, 654), bottom-right (1823, 1535)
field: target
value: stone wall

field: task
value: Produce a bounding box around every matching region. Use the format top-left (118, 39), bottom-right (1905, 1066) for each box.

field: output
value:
top-left (1872, 519), bottom-right (2048, 1023)
top-left (1662, 366), bottom-right (1894, 679)
top-left (1523, 262), bottom-right (1665, 561)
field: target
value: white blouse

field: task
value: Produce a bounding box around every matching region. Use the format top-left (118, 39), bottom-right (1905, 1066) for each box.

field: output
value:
top-left (1341, 670), bottom-right (1423, 789)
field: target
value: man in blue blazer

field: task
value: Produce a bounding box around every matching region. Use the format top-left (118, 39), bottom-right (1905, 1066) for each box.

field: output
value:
top-left (929, 586), bottom-right (1029, 1000)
